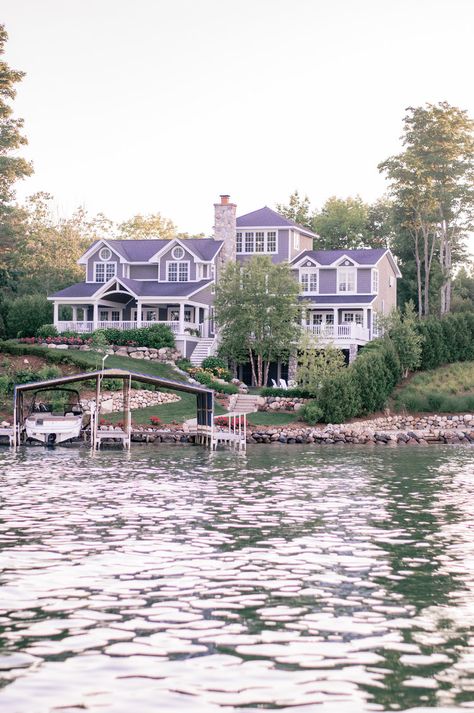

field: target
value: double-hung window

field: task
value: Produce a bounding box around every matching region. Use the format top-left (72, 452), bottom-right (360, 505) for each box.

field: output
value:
top-left (94, 262), bottom-right (116, 282)
top-left (338, 267), bottom-right (356, 293)
top-left (238, 230), bottom-right (277, 254)
top-left (300, 268), bottom-right (318, 293)
top-left (236, 232), bottom-right (243, 253)
top-left (167, 261), bottom-right (189, 282)
top-left (255, 231), bottom-right (265, 252)
top-left (372, 269), bottom-right (379, 293)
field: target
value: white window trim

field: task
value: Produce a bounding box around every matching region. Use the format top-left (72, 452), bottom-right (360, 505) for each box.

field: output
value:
top-left (337, 266), bottom-right (356, 294)
top-left (372, 268), bottom-right (379, 293)
top-left (166, 307), bottom-right (194, 322)
top-left (172, 245), bottom-right (185, 260)
top-left (236, 229), bottom-right (278, 255)
top-left (166, 260), bottom-right (190, 282)
top-left (132, 307), bottom-right (158, 321)
top-left (342, 311), bottom-right (364, 325)
top-left (99, 247), bottom-right (112, 261)
top-left (299, 267), bottom-right (319, 294)
top-left (98, 307), bottom-right (123, 321)
top-left (93, 261), bottom-right (117, 283)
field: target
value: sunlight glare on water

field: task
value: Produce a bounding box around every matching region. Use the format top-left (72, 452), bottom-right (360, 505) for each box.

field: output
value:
top-left (0, 444), bottom-right (474, 712)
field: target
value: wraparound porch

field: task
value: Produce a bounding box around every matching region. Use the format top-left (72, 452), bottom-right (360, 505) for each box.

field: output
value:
top-left (53, 301), bottom-right (215, 339)
top-left (301, 306), bottom-right (378, 346)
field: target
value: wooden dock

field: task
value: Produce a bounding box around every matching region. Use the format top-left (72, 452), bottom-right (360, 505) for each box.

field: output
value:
top-left (0, 427), bottom-right (14, 446)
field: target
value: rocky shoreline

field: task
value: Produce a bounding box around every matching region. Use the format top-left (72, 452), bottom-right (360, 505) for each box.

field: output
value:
top-left (125, 413), bottom-right (474, 446)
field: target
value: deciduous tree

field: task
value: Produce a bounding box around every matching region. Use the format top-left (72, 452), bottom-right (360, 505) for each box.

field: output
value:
top-left (214, 256), bottom-right (301, 387)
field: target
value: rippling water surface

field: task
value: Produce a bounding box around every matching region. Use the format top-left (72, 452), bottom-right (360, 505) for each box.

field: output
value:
top-left (1, 444), bottom-right (474, 712)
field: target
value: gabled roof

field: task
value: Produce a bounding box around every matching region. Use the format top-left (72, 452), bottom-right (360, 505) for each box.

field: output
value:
top-left (49, 279), bottom-right (213, 300)
top-left (79, 238), bottom-right (223, 264)
top-left (292, 248), bottom-right (388, 266)
top-left (148, 237), bottom-right (223, 263)
top-left (236, 206), bottom-right (317, 238)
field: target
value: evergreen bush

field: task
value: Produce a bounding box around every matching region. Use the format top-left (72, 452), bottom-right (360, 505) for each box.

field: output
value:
top-left (6, 295), bottom-right (53, 338)
top-left (300, 400), bottom-right (323, 425)
top-left (37, 324), bottom-right (59, 339)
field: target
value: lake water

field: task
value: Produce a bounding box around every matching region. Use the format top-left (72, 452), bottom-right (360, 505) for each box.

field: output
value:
top-left (1, 444), bottom-right (474, 712)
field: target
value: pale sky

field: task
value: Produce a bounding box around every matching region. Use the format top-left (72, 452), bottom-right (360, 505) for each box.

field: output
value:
top-left (2, 0), bottom-right (474, 237)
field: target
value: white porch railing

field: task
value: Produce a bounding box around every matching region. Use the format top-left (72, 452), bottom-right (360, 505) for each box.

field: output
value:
top-left (56, 320), bottom-right (205, 336)
top-left (303, 323), bottom-right (370, 342)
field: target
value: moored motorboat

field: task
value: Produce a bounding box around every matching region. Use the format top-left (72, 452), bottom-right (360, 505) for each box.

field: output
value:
top-left (25, 388), bottom-right (84, 445)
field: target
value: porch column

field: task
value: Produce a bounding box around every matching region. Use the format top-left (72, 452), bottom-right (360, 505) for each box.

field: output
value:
top-left (202, 307), bottom-right (209, 338)
top-left (53, 302), bottom-right (59, 328)
top-left (93, 303), bottom-right (99, 330)
top-left (178, 303), bottom-right (185, 335)
top-left (137, 300), bottom-right (142, 327)
top-left (72, 306), bottom-right (77, 323)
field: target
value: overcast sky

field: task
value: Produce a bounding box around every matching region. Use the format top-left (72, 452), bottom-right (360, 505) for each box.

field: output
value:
top-left (2, 0), bottom-right (474, 237)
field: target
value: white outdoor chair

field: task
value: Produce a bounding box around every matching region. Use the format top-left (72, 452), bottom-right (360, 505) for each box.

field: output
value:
top-left (279, 379), bottom-right (288, 390)
top-left (271, 379), bottom-right (278, 388)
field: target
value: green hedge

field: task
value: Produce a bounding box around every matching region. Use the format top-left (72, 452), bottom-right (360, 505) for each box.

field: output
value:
top-left (416, 313), bottom-right (474, 370)
top-left (260, 386), bottom-right (313, 398)
top-left (100, 324), bottom-right (175, 349)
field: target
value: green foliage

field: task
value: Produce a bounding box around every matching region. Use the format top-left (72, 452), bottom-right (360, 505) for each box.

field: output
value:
top-left (201, 356), bottom-right (229, 376)
top-left (275, 190), bottom-right (313, 231)
top-left (37, 364), bottom-right (61, 380)
top-left (5, 294), bottom-right (53, 338)
top-left (215, 256), bottom-right (300, 387)
top-left (102, 324), bottom-right (174, 349)
top-left (260, 386), bottom-right (313, 398)
top-left (210, 380), bottom-right (239, 395)
top-left (379, 102), bottom-right (474, 317)
top-left (378, 301), bottom-right (423, 375)
top-left (37, 324), bottom-right (58, 339)
top-left (300, 400), bottom-right (323, 425)
top-left (176, 358), bottom-right (193, 372)
top-left (318, 370), bottom-right (361, 424)
top-left (296, 331), bottom-right (345, 394)
top-left (392, 360), bottom-right (474, 413)
top-left (415, 311), bottom-right (474, 371)
top-left (192, 369), bottom-right (214, 386)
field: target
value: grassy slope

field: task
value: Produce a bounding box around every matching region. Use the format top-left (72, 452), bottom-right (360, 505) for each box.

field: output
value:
top-left (391, 361), bottom-right (474, 413)
top-left (247, 411), bottom-right (300, 426)
top-left (0, 342), bottom-right (226, 424)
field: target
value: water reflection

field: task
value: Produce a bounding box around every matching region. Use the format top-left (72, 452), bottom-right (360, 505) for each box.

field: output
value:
top-left (0, 444), bottom-right (473, 711)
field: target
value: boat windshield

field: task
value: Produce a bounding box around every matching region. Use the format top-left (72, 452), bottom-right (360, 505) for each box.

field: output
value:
top-left (30, 389), bottom-right (83, 417)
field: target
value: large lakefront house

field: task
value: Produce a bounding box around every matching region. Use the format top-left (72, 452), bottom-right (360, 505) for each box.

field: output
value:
top-left (49, 195), bottom-right (401, 376)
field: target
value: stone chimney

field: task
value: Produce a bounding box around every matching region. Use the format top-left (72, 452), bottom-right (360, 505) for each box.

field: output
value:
top-left (214, 194), bottom-right (236, 267)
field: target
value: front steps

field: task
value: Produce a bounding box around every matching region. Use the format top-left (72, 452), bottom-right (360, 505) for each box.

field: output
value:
top-left (229, 394), bottom-right (259, 414)
top-left (189, 339), bottom-right (216, 366)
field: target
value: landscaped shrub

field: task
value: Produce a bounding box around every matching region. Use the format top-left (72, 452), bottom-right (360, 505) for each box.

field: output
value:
top-left (200, 356), bottom-right (232, 381)
top-left (300, 400), bottom-right (323, 425)
top-left (415, 312), bottom-right (474, 370)
top-left (210, 380), bottom-right (238, 395)
top-left (260, 386), bottom-right (313, 398)
top-left (37, 324), bottom-right (59, 339)
top-left (192, 369), bottom-right (214, 386)
top-left (6, 295), bottom-right (53, 338)
top-left (102, 324), bottom-right (175, 349)
top-left (318, 370), bottom-right (361, 424)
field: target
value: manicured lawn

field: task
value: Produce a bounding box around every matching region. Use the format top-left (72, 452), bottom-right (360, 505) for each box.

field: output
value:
top-left (0, 342), bottom-right (226, 424)
top-left (391, 361), bottom-right (474, 413)
top-left (247, 411), bottom-right (300, 426)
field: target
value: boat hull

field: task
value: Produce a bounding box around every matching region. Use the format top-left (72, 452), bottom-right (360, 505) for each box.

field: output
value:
top-left (25, 415), bottom-right (83, 445)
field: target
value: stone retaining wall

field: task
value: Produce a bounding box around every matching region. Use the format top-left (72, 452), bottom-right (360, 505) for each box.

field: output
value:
top-left (247, 413), bottom-right (474, 445)
top-left (81, 389), bottom-right (180, 414)
top-left (256, 395), bottom-right (308, 412)
top-left (42, 343), bottom-right (181, 362)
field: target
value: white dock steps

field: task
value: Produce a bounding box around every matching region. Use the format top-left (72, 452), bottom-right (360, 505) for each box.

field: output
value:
top-left (190, 339), bottom-right (216, 366)
top-left (229, 394), bottom-right (260, 414)
top-left (94, 428), bottom-right (130, 450)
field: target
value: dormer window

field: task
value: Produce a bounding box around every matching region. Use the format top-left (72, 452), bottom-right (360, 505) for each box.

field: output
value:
top-left (172, 245), bottom-right (185, 260)
top-left (94, 262), bottom-right (116, 282)
top-left (167, 261), bottom-right (189, 281)
top-left (338, 266), bottom-right (356, 293)
top-left (99, 247), bottom-right (112, 261)
top-left (300, 268), bottom-right (318, 293)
